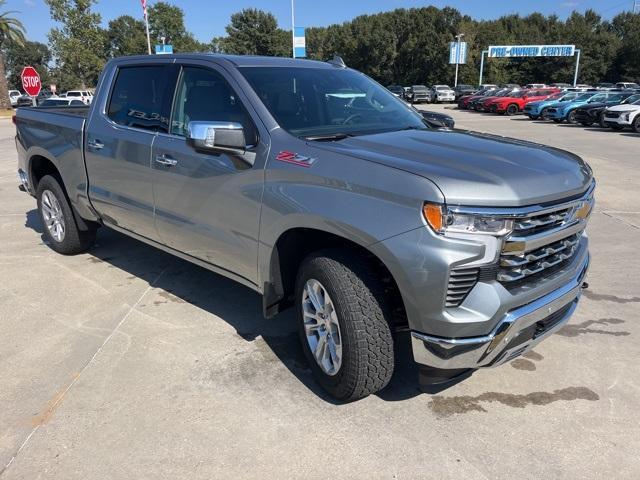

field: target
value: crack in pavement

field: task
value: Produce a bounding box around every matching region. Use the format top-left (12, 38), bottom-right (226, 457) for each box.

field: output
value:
top-left (0, 268), bottom-right (167, 477)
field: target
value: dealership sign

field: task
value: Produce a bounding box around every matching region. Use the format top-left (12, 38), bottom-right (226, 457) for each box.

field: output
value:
top-left (488, 45), bottom-right (575, 58)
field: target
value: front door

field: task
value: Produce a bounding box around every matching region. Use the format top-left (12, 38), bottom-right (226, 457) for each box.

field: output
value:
top-left (151, 64), bottom-right (267, 285)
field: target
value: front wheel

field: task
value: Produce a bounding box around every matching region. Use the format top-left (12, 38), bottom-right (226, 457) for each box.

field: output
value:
top-left (506, 104), bottom-right (518, 116)
top-left (632, 117), bottom-right (640, 133)
top-left (36, 175), bottom-right (96, 254)
top-left (567, 111), bottom-right (577, 124)
top-left (296, 250), bottom-right (394, 402)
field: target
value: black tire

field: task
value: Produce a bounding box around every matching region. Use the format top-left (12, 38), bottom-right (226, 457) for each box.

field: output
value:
top-left (632, 117), bottom-right (640, 133)
top-left (506, 104), bottom-right (518, 116)
top-left (598, 113), bottom-right (607, 128)
top-left (296, 250), bottom-right (394, 402)
top-left (581, 121), bottom-right (592, 127)
top-left (36, 175), bottom-right (96, 255)
top-left (567, 111), bottom-right (577, 124)
top-left (540, 107), bottom-right (550, 119)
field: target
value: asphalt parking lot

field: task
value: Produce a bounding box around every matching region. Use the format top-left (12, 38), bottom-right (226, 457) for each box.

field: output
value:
top-left (1, 109), bottom-right (639, 479)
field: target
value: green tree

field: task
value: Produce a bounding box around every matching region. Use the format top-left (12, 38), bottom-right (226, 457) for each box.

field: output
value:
top-left (45, 0), bottom-right (106, 90)
top-left (217, 8), bottom-right (290, 56)
top-left (0, 0), bottom-right (26, 108)
top-left (148, 2), bottom-right (207, 52)
top-left (106, 15), bottom-right (147, 57)
top-left (4, 40), bottom-right (50, 90)
top-left (609, 12), bottom-right (640, 81)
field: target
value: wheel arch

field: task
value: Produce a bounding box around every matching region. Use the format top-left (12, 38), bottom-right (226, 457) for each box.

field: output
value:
top-left (262, 227), bottom-right (406, 328)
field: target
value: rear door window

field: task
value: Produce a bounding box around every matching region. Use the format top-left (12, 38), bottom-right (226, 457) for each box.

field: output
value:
top-left (107, 65), bottom-right (175, 133)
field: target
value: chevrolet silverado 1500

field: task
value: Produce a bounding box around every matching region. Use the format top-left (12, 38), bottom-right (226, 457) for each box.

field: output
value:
top-left (15, 54), bottom-right (594, 401)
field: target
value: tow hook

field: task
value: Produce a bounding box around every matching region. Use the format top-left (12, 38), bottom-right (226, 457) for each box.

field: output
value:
top-left (581, 282), bottom-right (589, 289)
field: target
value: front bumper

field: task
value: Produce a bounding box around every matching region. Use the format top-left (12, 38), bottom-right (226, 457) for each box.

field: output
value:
top-left (436, 94), bottom-right (455, 102)
top-left (411, 253), bottom-right (589, 369)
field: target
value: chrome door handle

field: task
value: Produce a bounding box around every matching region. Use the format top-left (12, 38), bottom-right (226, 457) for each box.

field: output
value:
top-left (155, 154), bottom-right (177, 166)
top-left (87, 139), bottom-right (104, 150)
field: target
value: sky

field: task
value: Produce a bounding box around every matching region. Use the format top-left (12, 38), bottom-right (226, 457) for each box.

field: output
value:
top-left (6, 0), bottom-right (637, 44)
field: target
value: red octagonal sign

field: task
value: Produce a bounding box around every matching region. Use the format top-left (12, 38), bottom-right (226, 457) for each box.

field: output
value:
top-left (21, 66), bottom-right (41, 97)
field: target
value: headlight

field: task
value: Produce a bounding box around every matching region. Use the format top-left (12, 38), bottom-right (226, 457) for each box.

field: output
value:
top-left (423, 203), bottom-right (514, 236)
top-left (622, 112), bottom-right (630, 121)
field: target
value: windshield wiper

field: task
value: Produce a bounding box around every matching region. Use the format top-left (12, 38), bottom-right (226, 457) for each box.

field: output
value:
top-left (303, 133), bottom-right (352, 141)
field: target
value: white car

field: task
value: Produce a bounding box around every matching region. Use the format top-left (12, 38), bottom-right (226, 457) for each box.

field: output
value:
top-left (431, 85), bottom-right (456, 102)
top-left (8, 89), bottom-right (21, 106)
top-left (615, 82), bottom-right (640, 90)
top-left (65, 90), bottom-right (93, 105)
top-left (602, 97), bottom-right (640, 132)
top-left (431, 85), bottom-right (455, 103)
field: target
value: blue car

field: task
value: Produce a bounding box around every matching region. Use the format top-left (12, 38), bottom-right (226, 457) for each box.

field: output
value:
top-left (523, 91), bottom-right (581, 119)
top-left (544, 92), bottom-right (620, 123)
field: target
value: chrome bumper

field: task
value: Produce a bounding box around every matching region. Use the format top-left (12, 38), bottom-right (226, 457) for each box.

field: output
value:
top-left (411, 254), bottom-right (589, 370)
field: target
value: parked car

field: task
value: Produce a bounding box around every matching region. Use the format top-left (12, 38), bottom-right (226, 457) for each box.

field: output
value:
top-left (14, 54), bottom-right (594, 401)
top-left (615, 82), bottom-right (640, 90)
top-left (485, 88), bottom-right (560, 115)
top-left (453, 84), bottom-right (476, 100)
top-left (595, 82), bottom-right (616, 90)
top-left (16, 90), bottom-right (56, 107)
top-left (544, 91), bottom-right (621, 123)
top-left (419, 109), bottom-right (455, 128)
top-left (549, 83), bottom-right (573, 89)
top-left (15, 94), bottom-right (34, 107)
top-left (574, 92), bottom-right (640, 127)
top-left (386, 85), bottom-right (404, 97)
top-left (524, 83), bottom-right (546, 89)
top-left (65, 90), bottom-right (93, 104)
top-left (8, 89), bottom-right (21, 106)
top-left (473, 87), bottom-right (520, 112)
top-left (407, 85), bottom-right (432, 103)
top-left (523, 91), bottom-right (581, 119)
top-left (457, 87), bottom-right (498, 109)
top-left (430, 85), bottom-right (455, 103)
top-left (602, 96), bottom-right (640, 132)
top-left (38, 98), bottom-right (88, 107)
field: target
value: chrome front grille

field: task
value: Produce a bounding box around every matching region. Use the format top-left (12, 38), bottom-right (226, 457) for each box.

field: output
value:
top-left (498, 234), bottom-right (580, 282)
top-left (498, 188), bottom-right (593, 287)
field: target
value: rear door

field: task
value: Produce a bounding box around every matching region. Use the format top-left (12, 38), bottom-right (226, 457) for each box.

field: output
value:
top-left (150, 62), bottom-right (268, 285)
top-left (84, 62), bottom-right (178, 240)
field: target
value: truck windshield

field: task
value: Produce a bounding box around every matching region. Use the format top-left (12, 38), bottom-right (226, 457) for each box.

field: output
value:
top-left (239, 67), bottom-right (426, 138)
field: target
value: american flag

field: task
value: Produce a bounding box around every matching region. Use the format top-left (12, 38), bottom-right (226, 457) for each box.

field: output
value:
top-left (141, 0), bottom-right (147, 15)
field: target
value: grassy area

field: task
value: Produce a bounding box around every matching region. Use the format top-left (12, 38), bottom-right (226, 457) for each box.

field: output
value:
top-left (0, 109), bottom-right (15, 118)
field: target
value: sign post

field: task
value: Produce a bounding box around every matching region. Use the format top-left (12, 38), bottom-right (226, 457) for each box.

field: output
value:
top-left (21, 66), bottom-right (41, 106)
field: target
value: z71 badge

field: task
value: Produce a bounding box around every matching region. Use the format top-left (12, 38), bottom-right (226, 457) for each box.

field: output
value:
top-left (275, 151), bottom-right (317, 167)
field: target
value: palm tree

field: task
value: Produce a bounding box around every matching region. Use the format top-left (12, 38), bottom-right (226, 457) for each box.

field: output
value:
top-left (0, 1), bottom-right (25, 109)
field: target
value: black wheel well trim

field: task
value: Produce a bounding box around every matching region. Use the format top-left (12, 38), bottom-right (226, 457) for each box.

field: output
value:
top-left (263, 227), bottom-right (407, 327)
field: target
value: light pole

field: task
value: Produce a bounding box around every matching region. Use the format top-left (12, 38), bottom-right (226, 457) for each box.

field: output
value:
top-left (454, 33), bottom-right (464, 87)
top-left (291, 0), bottom-right (295, 58)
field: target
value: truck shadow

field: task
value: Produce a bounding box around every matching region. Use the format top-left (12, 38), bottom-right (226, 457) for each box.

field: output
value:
top-left (25, 211), bottom-right (423, 403)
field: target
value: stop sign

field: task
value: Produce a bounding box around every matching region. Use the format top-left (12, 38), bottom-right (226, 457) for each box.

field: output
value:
top-left (21, 66), bottom-right (41, 97)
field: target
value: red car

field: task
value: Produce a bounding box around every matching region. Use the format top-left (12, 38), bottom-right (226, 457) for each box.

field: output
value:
top-left (485, 88), bottom-right (560, 115)
top-left (457, 87), bottom-right (498, 109)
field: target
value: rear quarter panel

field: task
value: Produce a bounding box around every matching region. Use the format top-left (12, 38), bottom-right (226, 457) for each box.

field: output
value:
top-left (16, 108), bottom-right (97, 221)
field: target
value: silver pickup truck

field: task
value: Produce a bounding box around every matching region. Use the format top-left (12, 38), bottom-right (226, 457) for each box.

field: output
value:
top-left (15, 54), bottom-right (594, 401)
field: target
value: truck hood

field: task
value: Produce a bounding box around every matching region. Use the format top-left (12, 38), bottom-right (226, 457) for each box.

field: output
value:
top-left (311, 129), bottom-right (592, 207)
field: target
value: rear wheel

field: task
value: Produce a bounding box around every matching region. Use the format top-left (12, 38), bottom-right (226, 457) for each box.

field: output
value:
top-left (296, 250), bottom-right (394, 402)
top-left (36, 175), bottom-right (96, 255)
top-left (506, 104), bottom-right (518, 116)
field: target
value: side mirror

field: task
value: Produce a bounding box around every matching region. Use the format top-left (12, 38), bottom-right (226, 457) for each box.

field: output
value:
top-left (187, 121), bottom-right (246, 154)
